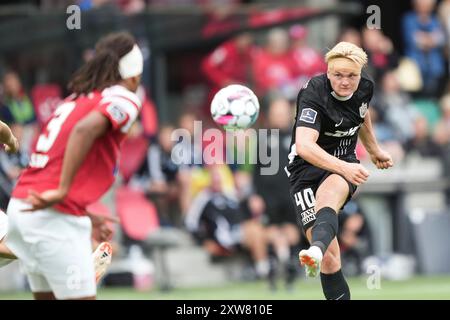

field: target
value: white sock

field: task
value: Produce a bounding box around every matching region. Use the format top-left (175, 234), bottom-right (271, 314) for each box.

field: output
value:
top-left (277, 247), bottom-right (290, 263)
top-left (255, 260), bottom-right (270, 277)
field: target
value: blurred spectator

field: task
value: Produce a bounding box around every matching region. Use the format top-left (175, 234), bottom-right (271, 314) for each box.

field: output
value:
top-left (185, 164), bottom-right (270, 279)
top-left (118, 0), bottom-right (146, 14)
top-left (438, 0), bottom-right (450, 72)
top-left (202, 32), bottom-right (255, 116)
top-left (402, 0), bottom-right (446, 97)
top-left (1, 71), bottom-right (37, 157)
top-left (434, 93), bottom-right (450, 146)
top-left (404, 116), bottom-right (442, 157)
top-left (372, 71), bottom-right (419, 144)
top-left (201, 0), bottom-right (242, 37)
top-left (130, 125), bottom-right (183, 226)
top-left (338, 201), bottom-right (373, 277)
top-left (76, 0), bottom-right (115, 10)
top-left (361, 28), bottom-right (399, 82)
top-left (252, 28), bottom-right (295, 101)
top-left (359, 108), bottom-right (404, 164)
top-left (251, 97), bottom-right (300, 289)
top-left (226, 128), bottom-right (257, 200)
top-left (433, 94), bottom-right (450, 190)
top-left (338, 27), bottom-right (362, 47)
top-left (174, 112), bottom-right (204, 215)
top-left (289, 24), bottom-right (327, 94)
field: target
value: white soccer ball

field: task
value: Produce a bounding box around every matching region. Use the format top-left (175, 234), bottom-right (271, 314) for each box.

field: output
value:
top-left (210, 84), bottom-right (260, 130)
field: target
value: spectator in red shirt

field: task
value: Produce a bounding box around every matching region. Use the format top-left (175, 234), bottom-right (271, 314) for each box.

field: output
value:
top-left (252, 28), bottom-right (296, 99)
top-left (202, 32), bottom-right (255, 115)
top-left (289, 24), bottom-right (327, 93)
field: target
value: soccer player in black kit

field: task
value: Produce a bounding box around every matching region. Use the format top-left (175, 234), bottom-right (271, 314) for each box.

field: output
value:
top-left (286, 42), bottom-right (393, 300)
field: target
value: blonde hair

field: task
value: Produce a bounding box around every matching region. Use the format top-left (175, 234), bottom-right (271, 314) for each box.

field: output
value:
top-left (325, 41), bottom-right (368, 68)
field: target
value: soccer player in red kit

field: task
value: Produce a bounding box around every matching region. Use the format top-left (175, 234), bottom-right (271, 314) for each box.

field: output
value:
top-left (4, 31), bottom-right (144, 300)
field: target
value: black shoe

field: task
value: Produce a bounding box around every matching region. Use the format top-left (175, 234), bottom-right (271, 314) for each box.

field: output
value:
top-left (285, 259), bottom-right (298, 291)
top-left (268, 258), bottom-right (278, 292)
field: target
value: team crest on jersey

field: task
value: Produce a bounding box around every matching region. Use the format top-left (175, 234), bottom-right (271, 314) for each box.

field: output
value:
top-left (359, 102), bottom-right (368, 118)
top-left (106, 104), bottom-right (126, 124)
top-left (299, 108), bottom-right (317, 124)
top-left (302, 79), bottom-right (310, 89)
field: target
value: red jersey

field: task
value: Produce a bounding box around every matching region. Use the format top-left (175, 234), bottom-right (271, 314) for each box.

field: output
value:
top-left (290, 46), bottom-right (327, 78)
top-left (252, 49), bottom-right (296, 95)
top-left (13, 85), bottom-right (142, 216)
top-left (202, 40), bottom-right (254, 87)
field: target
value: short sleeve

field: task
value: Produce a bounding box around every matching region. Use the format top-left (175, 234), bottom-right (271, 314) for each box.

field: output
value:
top-left (295, 85), bottom-right (323, 133)
top-left (96, 93), bottom-right (141, 133)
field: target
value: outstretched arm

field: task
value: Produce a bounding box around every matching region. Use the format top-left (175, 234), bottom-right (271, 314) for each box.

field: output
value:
top-left (358, 111), bottom-right (394, 170)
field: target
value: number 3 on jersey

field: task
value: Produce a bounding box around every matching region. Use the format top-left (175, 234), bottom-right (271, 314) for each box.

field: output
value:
top-left (36, 102), bottom-right (76, 153)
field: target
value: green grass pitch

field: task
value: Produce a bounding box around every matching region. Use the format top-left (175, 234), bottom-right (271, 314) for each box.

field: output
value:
top-left (0, 275), bottom-right (449, 300)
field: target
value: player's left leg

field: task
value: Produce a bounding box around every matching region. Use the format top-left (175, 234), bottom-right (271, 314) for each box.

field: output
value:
top-left (300, 174), bottom-right (351, 299)
top-left (320, 238), bottom-right (350, 300)
top-left (299, 174), bottom-right (348, 276)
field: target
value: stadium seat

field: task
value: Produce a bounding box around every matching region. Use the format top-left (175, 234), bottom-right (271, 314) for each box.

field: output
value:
top-left (140, 96), bottom-right (159, 138)
top-left (116, 186), bottom-right (184, 291)
top-left (115, 186), bottom-right (159, 241)
top-left (410, 209), bottom-right (450, 274)
top-left (118, 135), bottom-right (149, 183)
top-left (31, 84), bottom-right (63, 125)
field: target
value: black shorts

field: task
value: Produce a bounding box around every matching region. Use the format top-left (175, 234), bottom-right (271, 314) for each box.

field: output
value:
top-left (287, 164), bottom-right (357, 231)
top-left (262, 193), bottom-right (297, 226)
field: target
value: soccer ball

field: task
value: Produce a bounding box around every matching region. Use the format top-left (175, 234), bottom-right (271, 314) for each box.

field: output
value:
top-left (210, 84), bottom-right (260, 130)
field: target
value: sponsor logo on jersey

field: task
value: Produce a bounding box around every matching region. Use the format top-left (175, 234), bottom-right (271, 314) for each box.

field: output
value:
top-left (299, 108), bottom-right (317, 124)
top-left (359, 102), bottom-right (368, 118)
top-left (106, 104), bottom-right (127, 124)
top-left (325, 124), bottom-right (362, 137)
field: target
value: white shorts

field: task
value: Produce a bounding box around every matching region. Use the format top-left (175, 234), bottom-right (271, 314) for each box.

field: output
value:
top-left (5, 198), bottom-right (96, 299)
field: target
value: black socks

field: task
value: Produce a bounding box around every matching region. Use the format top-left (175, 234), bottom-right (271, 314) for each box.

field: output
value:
top-left (311, 208), bottom-right (349, 300)
top-left (320, 269), bottom-right (351, 300)
top-left (311, 207), bottom-right (338, 254)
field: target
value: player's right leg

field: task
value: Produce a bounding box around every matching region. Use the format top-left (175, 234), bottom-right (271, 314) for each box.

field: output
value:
top-left (93, 242), bottom-right (112, 284)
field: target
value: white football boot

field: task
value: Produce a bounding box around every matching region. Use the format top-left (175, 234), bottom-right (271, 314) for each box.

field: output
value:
top-left (299, 246), bottom-right (323, 277)
top-left (93, 242), bottom-right (113, 284)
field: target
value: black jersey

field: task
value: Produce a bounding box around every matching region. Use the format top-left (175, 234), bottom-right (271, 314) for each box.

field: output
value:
top-left (287, 73), bottom-right (374, 173)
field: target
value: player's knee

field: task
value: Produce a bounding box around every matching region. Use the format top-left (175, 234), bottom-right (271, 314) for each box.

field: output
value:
top-left (315, 193), bottom-right (341, 212)
top-left (321, 250), bottom-right (341, 273)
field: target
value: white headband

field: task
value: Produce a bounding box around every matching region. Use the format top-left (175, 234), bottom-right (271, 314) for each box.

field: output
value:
top-left (118, 44), bottom-right (144, 79)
